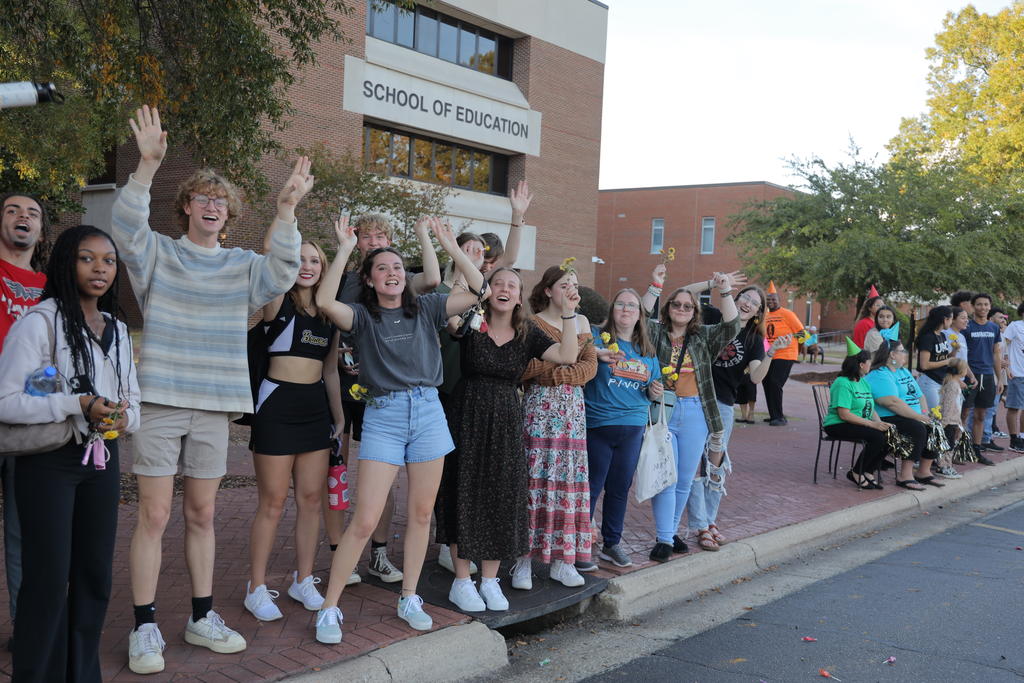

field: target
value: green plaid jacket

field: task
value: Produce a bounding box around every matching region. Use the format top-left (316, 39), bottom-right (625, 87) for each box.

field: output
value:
top-left (647, 316), bottom-right (741, 435)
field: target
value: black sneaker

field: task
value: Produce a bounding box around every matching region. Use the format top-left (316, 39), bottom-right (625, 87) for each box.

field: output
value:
top-left (671, 535), bottom-right (689, 554)
top-left (599, 544), bottom-right (634, 568)
top-left (973, 445), bottom-right (996, 466)
top-left (1011, 437), bottom-right (1024, 453)
top-left (649, 542), bottom-right (673, 563)
top-left (981, 441), bottom-right (1005, 452)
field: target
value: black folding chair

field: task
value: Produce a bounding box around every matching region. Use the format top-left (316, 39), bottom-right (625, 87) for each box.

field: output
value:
top-left (811, 384), bottom-right (871, 483)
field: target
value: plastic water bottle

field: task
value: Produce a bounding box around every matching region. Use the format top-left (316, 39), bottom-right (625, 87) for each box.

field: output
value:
top-left (25, 366), bottom-right (58, 396)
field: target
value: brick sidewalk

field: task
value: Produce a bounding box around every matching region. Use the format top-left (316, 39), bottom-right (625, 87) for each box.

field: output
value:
top-left (0, 361), bottom-right (1018, 681)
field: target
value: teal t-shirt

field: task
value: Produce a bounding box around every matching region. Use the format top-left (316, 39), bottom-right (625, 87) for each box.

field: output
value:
top-left (583, 330), bottom-right (660, 429)
top-left (864, 366), bottom-right (922, 418)
top-left (823, 376), bottom-right (874, 427)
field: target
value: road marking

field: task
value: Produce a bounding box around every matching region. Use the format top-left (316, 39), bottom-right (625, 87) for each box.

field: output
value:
top-left (970, 522), bottom-right (1024, 537)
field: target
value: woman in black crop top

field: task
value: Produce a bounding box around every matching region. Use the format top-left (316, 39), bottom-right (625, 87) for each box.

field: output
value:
top-left (244, 240), bottom-right (343, 622)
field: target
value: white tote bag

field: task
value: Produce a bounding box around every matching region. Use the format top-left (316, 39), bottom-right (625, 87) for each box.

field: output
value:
top-left (634, 396), bottom-right (677, 503)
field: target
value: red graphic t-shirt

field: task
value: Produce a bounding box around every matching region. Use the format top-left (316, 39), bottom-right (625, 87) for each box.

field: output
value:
top-left (0, 258), bottom-right (46, 352)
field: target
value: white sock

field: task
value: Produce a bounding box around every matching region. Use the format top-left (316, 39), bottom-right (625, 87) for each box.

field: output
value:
top-left (453, 577), bottom-right (472, 586)
top-left (480, 577), bottom-right (498, 585)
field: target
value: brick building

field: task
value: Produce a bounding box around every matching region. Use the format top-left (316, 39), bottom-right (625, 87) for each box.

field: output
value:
top-left (79, 0), bottom-right (608, 322)
top-left (595, 182), bottom-right (830, 329)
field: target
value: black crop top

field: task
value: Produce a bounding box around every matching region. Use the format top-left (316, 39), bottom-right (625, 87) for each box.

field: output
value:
top-left (265, 296), bottom-right (336, 362)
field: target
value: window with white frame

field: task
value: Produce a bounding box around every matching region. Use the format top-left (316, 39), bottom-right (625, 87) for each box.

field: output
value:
top-left (650, 218), bottom-right (664, 254)
top-left (700, 216), bottom-right (715, 254)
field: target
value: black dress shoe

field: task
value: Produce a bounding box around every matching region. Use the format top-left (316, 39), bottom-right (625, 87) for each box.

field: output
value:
top-left (977, 453), bottom-right (996, 466)
top-left (768, 418), bottom-right (787, 426)
top-left (672, 535), bottom-right (689, 553)
top-left (649, 542), bottom-right (673, 563)
top-left (981, 441), bottom-right (1005, 452)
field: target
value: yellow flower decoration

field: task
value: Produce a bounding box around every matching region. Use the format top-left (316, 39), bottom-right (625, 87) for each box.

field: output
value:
top-left (101, 417), bottom-right (114, 425)
top-left (607, 342), bottom-right (620, 353)
top-left (661, 365), bottom-right (674, 375)
top-left (349, 383), bottom-right (370, 401)
top-left (659, 247), bottom-right (676, 263)
top-left (670, 372), bottom-right (679, 382)
top-left (102, 430), bottom-right (119, 440)
top-left (484, 245), bottom-right (491, 252)
top-left (930, 406), bottom-right (942, 420)
top-left (559, 256), bottom-right (577, 272)
top-left (600, 332), bottom-right (611, 344)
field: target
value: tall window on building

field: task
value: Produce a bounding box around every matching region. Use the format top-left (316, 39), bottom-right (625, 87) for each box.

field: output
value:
top-left (650, 218), bottom-right (664, 254)
top-left (700, 216), bottom-right (716, 254)
top-left (363, 124), bottom-right (508, 194)
top-left (366, 0), bottom-right (513, 79)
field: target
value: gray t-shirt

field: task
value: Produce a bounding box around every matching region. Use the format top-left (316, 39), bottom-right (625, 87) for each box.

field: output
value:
top-left (348, 292), bottom-right (449, 393)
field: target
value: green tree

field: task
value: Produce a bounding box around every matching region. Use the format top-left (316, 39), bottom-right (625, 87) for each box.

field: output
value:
top-left (889, 4), bottom-right (1024, 186)
top-left (729, 148), bottom-right (1024, 305)
top-left (0, 0), bottom-right (353, 201)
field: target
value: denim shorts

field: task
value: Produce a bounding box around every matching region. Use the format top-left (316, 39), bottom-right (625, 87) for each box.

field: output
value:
top-left (1006, 376), bottom-right (1024, 410)
top-left (359, 386), bottom-right (454, 466)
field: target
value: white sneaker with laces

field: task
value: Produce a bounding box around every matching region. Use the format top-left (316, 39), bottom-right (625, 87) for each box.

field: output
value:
top-left (184, 610), bottom-right (247, 653)
top-left (510, 557), bottom-right (533, 590)
top-left (288, 571), bottom-right (325, 611)
top-left (437, 544), bottom-right (479, 574)
top-left (244, 582), bottom-right (283, 621)
top-left (368, 547), bottom-right (404, 583)
top-left (549, 559), bottom-right (585, 587)
top-left (938, 466), bottom-right (963, 479)
top-left (315, 606), bottom-right (343, 644)
top-left (347, 569), bottom-right (362, 586)
top-left (128, 623), bottom-right (166, 674)
top-left (448, 578), bottom-right (486, 611)
top-left (479, 578), bottom-right (509, 611)
top-left (397, 594), bottom-right (433, 630)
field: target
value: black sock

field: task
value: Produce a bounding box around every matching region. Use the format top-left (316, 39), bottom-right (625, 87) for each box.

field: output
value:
top-left (191, 596), bottom-right (213, 623)
top-left (329, 543), bottom-right (338, 552)
top-left (133, 603), bottom-right (156, 630)
top-left (371, 540), bottom-right (386, 550)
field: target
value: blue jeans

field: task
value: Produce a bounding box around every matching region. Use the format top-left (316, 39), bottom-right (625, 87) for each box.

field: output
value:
top-left (686, 401), bottom-right (734, 532)
top-left (586, 425), bottom-right (644, 547)
top-left (917, 374), bottom-right (941, 416)
top-left (651, 397), bottom-right (708, 544)
top-left (983, 404), bottom-right (997, 442)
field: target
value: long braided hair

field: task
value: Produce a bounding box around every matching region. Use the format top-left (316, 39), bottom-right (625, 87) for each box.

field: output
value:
top-left (42, 225), bottom-right (126, 399)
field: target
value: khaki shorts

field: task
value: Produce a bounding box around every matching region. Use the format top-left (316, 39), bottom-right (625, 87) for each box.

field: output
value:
top-left (132, 403), bottom-right (229, 478)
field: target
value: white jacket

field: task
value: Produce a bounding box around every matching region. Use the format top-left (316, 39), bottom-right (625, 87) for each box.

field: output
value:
top-left (0, 299), bottom-right (141, 436)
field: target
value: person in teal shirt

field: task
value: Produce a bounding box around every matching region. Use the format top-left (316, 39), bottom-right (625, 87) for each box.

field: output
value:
top-left (823, 339), bottom-right (892, 489)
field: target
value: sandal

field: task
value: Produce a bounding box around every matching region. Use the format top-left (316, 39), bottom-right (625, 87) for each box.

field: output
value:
top-left (895, 479), bottom-right (926, 491)
top-left (914, 475), bottom-right (945, 488)
top-left (708, 523), bottom-right (726, 545)
top-left (846, 470), bottom-right (873, 490)
top-left (697, 529), bottom-right (720, 551)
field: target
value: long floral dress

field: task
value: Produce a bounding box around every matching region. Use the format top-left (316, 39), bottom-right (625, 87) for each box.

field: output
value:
top-left (434, 322), bottom-right (554, 560)
top-left (520, 318), bottom-right (597, 564)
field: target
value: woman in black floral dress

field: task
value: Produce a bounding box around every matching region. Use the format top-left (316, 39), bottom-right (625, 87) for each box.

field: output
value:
top-left (435, 267), bottom-right (580, 613)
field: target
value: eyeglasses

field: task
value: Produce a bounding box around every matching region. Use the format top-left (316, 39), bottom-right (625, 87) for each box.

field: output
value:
top-left (670, 301), bottom-right (695, 311)
top-left (191, 194), bottom-right (229, 210)
top-left (613, 301), bottom-right (640, 311)
top-left (737, 294), bottom-right (761, 307)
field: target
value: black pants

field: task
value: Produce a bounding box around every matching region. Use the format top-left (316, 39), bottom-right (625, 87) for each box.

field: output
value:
top-left (764, 359), bottom-right (795, 420)
top-left (882, 415), bottom-right (934, 463)
top-left (12, 438), bottom-right (120, 683)
top-left (823, 422), bottom-right (887, 473)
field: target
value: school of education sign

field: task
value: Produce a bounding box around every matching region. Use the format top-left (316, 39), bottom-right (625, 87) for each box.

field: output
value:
top-left (343, 56), bottom-right (542, 156)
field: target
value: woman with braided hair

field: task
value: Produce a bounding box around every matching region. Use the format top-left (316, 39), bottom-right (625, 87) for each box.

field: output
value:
top-left (0, 225), bottom-right (140, 681)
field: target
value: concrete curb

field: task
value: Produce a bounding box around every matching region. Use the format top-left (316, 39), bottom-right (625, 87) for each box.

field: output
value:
top-left (287, 622), bottom-right (507, 682)
top-left (594, 456), bottom-right (1024, 621)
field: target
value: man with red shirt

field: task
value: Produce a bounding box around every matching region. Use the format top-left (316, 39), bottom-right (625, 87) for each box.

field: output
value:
top-left (0, 192), bottom-right (49, 630)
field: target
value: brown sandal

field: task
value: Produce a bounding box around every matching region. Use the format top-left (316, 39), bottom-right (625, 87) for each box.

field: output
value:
top-left (697, 529), bottom-right (720, 551)
top-left (708, 523), bottom-right (726, 545)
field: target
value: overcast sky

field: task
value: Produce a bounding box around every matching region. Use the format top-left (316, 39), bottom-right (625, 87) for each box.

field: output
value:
top-left (598, 0), bottom-right (1010, 189)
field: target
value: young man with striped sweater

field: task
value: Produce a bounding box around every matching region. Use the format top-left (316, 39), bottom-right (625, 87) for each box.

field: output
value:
top-left (111, 106), bottom-right (311, 674)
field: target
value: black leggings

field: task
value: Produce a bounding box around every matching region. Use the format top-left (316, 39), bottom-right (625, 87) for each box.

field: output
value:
top-left (823, 421), bottom-right (887, 473)
top-left (882, 415), bottom-right (936, 463)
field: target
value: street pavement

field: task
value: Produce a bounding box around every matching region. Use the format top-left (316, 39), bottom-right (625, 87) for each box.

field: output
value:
top-left (586, 498), bottom-right (1024, 682)
top-left (0, 360), bottom-right (1020, 681)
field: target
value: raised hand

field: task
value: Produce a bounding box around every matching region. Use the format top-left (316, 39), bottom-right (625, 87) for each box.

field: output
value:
top-left (711, 271), bottom-right (735, 293)
top-left (509, 180), bottom-right (533, 220)
top-left (770, 334), bottom-right (793, 353)
top-left (651, 263), bottom-right (667, 285)
top-left (129, 105), bottom-right (167, 164)
top-left (278, 156), bottom-right (315, 210)
top-left (429, 217), bottom-right (459, 254)
top-left (334, 214), bottom-right (356, 253)
top-left (726, 271), bottom-right (748, 289)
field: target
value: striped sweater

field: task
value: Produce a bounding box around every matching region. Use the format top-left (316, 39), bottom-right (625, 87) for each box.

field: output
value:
top-left (111, 175), bottom-right (300, 413)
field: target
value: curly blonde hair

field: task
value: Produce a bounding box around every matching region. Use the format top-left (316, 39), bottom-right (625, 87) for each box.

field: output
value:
top-left (175, 169), bottom-right (243, 233)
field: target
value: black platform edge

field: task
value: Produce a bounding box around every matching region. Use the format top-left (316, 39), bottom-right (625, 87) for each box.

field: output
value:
top-left (361, 559), bottom-right (609, 629)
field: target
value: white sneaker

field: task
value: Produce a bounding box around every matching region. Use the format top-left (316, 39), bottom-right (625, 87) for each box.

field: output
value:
top-left (510, 557), bottom-right (533, 590)
top-left (128, 623), bottom-right (166, 674)
top-left (184, 610), bottom-right (247, 653)
top-left (244, 582), bottom-right (283, 621)
top-left (549, 559), bottom-right (585, 587)
top-left (437, 544), bottom-right (478, 574)
top-left (479, 578), bottom-right (509, 611)
top-left (347, 569), bottom-right (362, 586)
top-left (315, 606), bottom-right (343, 644)
top-left (448, 578), bottom-right (486, 612)
top-left (938, 466), bottom-right (963, 479)
top-left (288, 571), bottom-right (325, 611)
top-left (397, 594), bottom-right (433, 630)
top-left (368, 547), bottom-right (404, 583)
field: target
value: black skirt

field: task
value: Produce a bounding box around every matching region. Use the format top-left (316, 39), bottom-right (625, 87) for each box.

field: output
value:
top-left (251, 378), bottom-right (333, 455)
